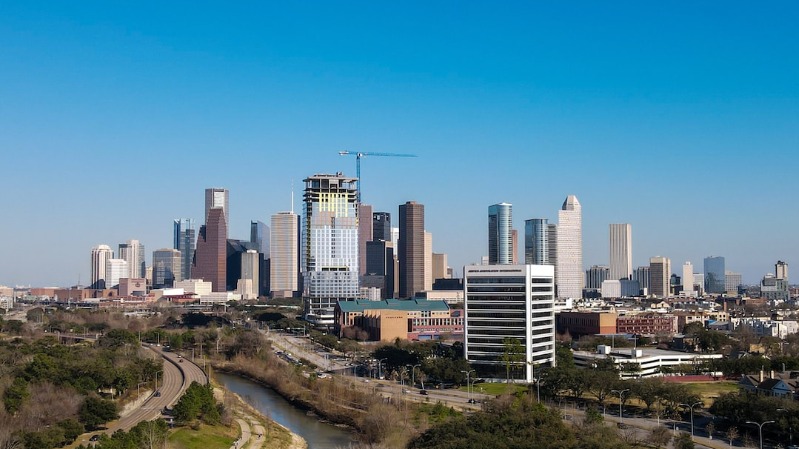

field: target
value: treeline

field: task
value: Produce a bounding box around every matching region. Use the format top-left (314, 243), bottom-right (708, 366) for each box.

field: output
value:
top-left (710, 391), bottom-right (799, 445)
top-left (75, 420), bottom-right (169, 449)
top-left (173, 381), bottom-right (221, 425)
top-left (0, 333), bottom-right (160, 449)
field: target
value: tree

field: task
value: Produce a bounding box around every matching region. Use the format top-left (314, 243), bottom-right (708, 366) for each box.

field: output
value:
top-left (79, 396), bottom-right (118, 430)
top-left (648, 426), bottom-right (671, 449)
top-left (726, 426), bottom-right (739, 447)
top-left (674, 431), bottom-right (694, 449)
top-left (3, 377), bottom-right (29, 414)
top-left (501, 338), bottom-right (524, 383)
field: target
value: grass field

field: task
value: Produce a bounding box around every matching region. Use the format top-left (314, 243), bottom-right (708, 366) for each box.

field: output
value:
top-left (685, 381), bottom-right (739, 406)
top-left (168, 423), bottom-right (238, 449)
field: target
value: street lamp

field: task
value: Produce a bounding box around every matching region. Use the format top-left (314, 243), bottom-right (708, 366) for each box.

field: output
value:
top-left (745, 420), bottom-right (775, 449)
top-left (679, 401), bottom-right (702, 438)
top-left (378, 358), bottom-right (387, 379)
top-left (611, 389), bottom-right (630, 426)
top-left (407, 364), bottom-right (421, 388)
top-left (461, 369), bottom-right (476, 403)
top-left (778, 408), bottom-right (793, 446)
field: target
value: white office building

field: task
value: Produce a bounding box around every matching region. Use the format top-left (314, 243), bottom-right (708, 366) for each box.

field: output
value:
top-left (609, 224), bottom-right (632, 281)
top-left (557, 195), bottom-right (583, 299)
top-left (464, 264), bottom-right (556, 382)
top-left (105, 259), bottom-right (129, 289)
top-left (90, 244), bottom-right (114, 289)
top-left (238, 250), bottom-right (259, 300)
top-left (682, 262), bottom-right (696, 297)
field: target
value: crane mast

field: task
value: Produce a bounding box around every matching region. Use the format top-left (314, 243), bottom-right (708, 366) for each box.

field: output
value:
top-left (338, 151), bottom-right (417, 203)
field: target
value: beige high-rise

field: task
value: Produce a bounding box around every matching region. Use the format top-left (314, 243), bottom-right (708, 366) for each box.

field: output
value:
top-left (270, 212), bottom-right (299, 297)
top-left (649, 256), bottom-right (671, 298)
top-left (609, 224), bottom-right (632, 281)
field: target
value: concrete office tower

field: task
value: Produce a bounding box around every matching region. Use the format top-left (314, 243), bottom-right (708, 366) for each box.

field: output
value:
top-left (704, 256), bottom-right (726, 294)
top-left (358, 204), bottom-right (374, 277)
top-left (270, 212), bottom-right (299, 298)
top-left (373, 212), bottom-right (391, 241)
top-left (488, 203), bottom-right (513, 265)
top-left (152, 248), bottom-right (182, 288)
top-left (365, 240), bottom-right (394, 299)
top-left (524, 219), bottom-right (548, 264)
top-left (119, 240), bottom-right (145, 279)
top-left (302, 174), bottom-right (359, 323)
top-left (433, 253), bottom-right (448, 280)
top-left (391, 227), bottom-right (399, 254)
top-left (193, 207), bottom-right (228, 292)
top-left (547, 224), bottom-right (558, 273)
top-left (238, 250), bottom-right (259, 299)
top-left (205, 187), bottom-right (229, 225)
top-left (649, 256), bottom-right (671, 298)
top-left (173, 219), bottom-right (196, 280)
top-left (105, 259), bottom-right (129, 289)
top-left (634, 266), bottom-right (651, 293)
top-left (557, 195), bottom-right (583, 299)
top-left (609, 224), bottom-right (632, 281)
top-left (585, 265), bottom-right (610, 289)
top-left (776, 261), bottom-right (789, 280)
top-left (424, 231), bottom-right (433, 291)
top-left (90, 245), bottom-right (114, 289)
top-left (399, 201), bottom-right (425, 298)
top-left (511, 229), bottom-right (519, 264)
top-left (682, 262), bottom-right (695, 296)
top-left (464, 264), bottom-right (556, 382)
top-left (725, 271), bottom-right (742, 294)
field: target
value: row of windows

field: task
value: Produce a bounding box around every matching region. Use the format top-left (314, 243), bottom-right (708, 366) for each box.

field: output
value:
top-left (467, 327), bottom-right (526, 335)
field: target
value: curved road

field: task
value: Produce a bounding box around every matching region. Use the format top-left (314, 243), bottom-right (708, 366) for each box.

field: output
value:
top-left (73, 345), bottom-right (208, 445)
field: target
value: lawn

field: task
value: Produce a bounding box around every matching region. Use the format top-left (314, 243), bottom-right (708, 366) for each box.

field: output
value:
top-left (685, 381), bottom-right (739, 406)
top-left (463, 382), bottom-right (527, 396)
top-left (168, 423), bottom-right (238, 449)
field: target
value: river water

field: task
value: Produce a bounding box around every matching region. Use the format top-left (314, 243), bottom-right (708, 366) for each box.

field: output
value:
top-left (215, 372), bottom-right (358, 449)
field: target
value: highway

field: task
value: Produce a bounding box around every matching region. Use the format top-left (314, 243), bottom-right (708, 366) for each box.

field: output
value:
top-left (73, 345), bottom-right (208, 445)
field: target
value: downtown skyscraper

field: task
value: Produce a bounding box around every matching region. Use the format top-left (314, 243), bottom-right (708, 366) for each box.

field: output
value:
top-left (173, 218), bottom-right (196, 280)
top-left (524, 218), bottom-right (549, 265)
top-left (205, 187), bottom-right (229, 225)
top-left (488, 203), bottom-right (513, 265)
top-left (270, 212), bottom-right (299, 298)
top-left (301, 173), bottom-right (359, 323)
top-left (118, 239), bottom-right (145, 279)
top-left (193, 207), bottom-right (227, 292)
top-left (704, 256), bottom-right (726, 294)
top-left (556, 195), bottom-right (583, 299)
top-left (609, 224), bottom-right (632, 281)
top-left (90, 245), bottom-right (114, 289)
top-left (399, 201), bottom-right (425, 298)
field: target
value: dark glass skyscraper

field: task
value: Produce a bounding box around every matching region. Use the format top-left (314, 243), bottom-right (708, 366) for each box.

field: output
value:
top-left (524, 218), bottom-right (549, 265)
top-left (704, 256), bottom-right (726, 294)
top-left (174, 218), bottom-right (196, 280)
top-left (488, 203), bottom-right (513, 265)
top-left (193, 207), bottom-right (227, 292)
top-left (372, 212), bottom-right (391, 241)
top-left (399, 201), bottom-right (424, 298)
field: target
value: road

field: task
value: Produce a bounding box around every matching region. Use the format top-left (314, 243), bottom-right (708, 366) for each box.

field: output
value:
top-left (73, 345), bottom-right (208, 445)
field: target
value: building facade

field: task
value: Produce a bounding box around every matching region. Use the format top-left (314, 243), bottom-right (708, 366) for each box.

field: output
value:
top-left (557, 195), bottom-right (583, 299)
top-left (488, 202), bottom-right (513, 265)
top-left (152, 248), bottom-right (182, 288)
top-left (205, 187), bottom-right (229, 225)
top-left (634, 266), bottom-right (651, 293)
top-left (372, 212), bottom-right (391, 241)
top-left (105, 258), bottom-right (129, 288)
top-left (704, 256), bottom-right (726, 294)
top-left (586, 265), bottom-right (610, 289)
top-left (464, 264), bottom-right (556, 382)
top-left (238, 249), bottom-right (259, 299)
top-left (193, 207), bottom-right (228, 292)
top-left (302, 174), bottom-right (359, 324)
top-left (524, 218), bottom-right (549, 265)
top-left (173, 219), bottom-right (196, 281)
top-left (270, 212), bottom-right (299, 298)
top-left (609, 223), bottom-right (632, 281)
top-left (90, 245), bottom-right (114, 289)
top-left (649, 256), bottom-right (671, 298)
top-left (399, 201), bottom-right (425, 299)
top-left (118, 239), bottom-right (145, 279)
top-left (357, 203), bottom-right (373, 277)
top-left (682, 262), bottom-right (695, 296)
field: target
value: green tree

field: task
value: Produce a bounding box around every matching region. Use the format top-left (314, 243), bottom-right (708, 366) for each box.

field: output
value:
top-left (79, 396), bottom-right (118, 430)
top-left (3, 377), bottom-right (29, 414)
top-left (501, 337), bottom-right (524, 383)
top-left (674, 431), bottom-right (694, 449)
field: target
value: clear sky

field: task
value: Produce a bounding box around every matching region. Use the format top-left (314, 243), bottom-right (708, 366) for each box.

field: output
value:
top-left (1, 1), bottom-right (797, 287)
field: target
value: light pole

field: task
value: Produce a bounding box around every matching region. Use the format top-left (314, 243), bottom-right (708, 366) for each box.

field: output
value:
top-left (746, 420), bottom-right (775, 449)
top-left (378, 358), bottom-right (387, 379)
top-left (679, 401), bottom-right (702, 438)
top-left (461, 369), bottom-right (475, 403)
top-left (408, 364), bottom-right (421, 388)
top-left (611, 389), bottom-right (630, 426)
top-left (778, 408), bottom-right (794, 446)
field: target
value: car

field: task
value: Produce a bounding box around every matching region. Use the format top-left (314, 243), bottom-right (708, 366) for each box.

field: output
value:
top-left (419, 389), bottom-right (429, 395)
top-left (154, 391), bottom-right (161, 397)
top-left (89, 435), bottom-right (100, 442)
top-left (467, 398), bottom-right (477, 404)
top-left (179, 359), bottom-right (183, 363)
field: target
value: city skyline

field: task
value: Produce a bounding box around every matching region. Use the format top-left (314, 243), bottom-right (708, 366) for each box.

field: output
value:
top-left (2, 3), bottom-right (798, 286)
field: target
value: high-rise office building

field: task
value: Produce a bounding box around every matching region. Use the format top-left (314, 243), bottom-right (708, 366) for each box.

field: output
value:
top-left (776, 261), bottom-right (789, 280)
top-left (585, 265), bottom-right (610, 289)
top-left (649, 256), bottom-right (671, 298)
top-left (391, 227), bottom-right (399, 255)
top-left (524, 219), bottom-right (549, 265)
top-left (105, 258), bottom-right (129, 289)
top-left (365, 239), bottom-right (394, 299)
top-left (90, 245), bottom-right (114, 289)
top-left (488, 203), bottom-right (513, 265)
top-left (557, 195), bottom-right (583, 298)
top-left (372, 212), bottom-right (391, 241)
top-left (634, 266), bottom-right (651, 293)
top-left (682, 262), bottom-right (695, 296)
top-left (464, 264), bottom-right (556, 382)
top-left (250, 221), bottom-right (270, 256)
top-left (725, 271), bottom-right (742, 294)
top-left (173, 219), bottom-right (196, 280)
top-left (432, 253), bottom-right (448, 280)
top-left (238, 250), bottom-right (259, 299)
top-left (205, 188), bottom-right (229, 225)
top-left (302, 173), bottom-right (359, 323)
top-left (152, 248), bottom-right (181, 288)
top-left (358, 204), bottom-right (374, 277)
top-left (609, 224), bottom-right (632, 281)
top-left (704, 256), bottom-right (726, 294)
top-left (119, 240), bottom-right (145, 279)
top-left (399, 201), bottom-right (425, 298)
top-left (511, 229), bottom-right (519, 264)
top-left (193, 207), bottom-right (228, 292)
top-left (270, 212), bottom-right (299, 298)
top-left (547, 223), bottom-right (558, 282)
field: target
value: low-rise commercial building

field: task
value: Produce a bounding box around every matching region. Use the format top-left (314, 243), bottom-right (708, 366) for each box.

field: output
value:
top-left (335, 298), bottom-right (462, 341)
top-left (573, 346), bottom-right (723, 379)
top-left (557, 311), bottom-right (618, 338)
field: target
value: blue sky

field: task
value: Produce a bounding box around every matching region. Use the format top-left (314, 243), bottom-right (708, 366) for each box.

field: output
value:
top-left (1, 1), bottom-right (797, 286)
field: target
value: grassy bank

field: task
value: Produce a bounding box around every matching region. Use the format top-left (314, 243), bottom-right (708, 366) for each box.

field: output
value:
top-left (168, 424), bottom-right (237, 449)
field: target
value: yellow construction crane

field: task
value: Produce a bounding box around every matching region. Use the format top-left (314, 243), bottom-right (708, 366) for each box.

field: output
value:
top-left (338, 151), bottom-right (417, 202)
